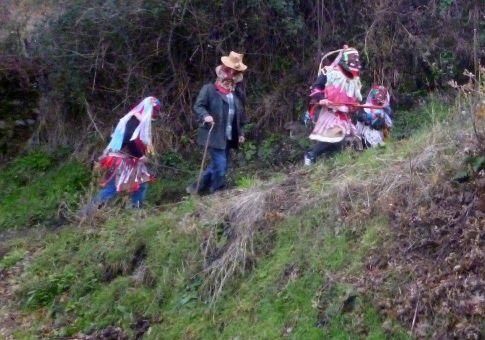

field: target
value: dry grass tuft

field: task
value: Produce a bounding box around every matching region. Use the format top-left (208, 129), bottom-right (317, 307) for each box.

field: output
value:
top-left (195, 175), bottom-right (307, 303)
top-left (200, 189), bottom-right (264, 303)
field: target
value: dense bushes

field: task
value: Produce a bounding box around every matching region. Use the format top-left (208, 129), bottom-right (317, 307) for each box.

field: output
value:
top-left (0, 0), bottom-right (480, 156)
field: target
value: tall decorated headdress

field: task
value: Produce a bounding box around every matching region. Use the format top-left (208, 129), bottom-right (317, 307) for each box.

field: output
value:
top-left (105, 96), bottom-right (161, 155)
top-left (317, 45), bottom-right (363, 103)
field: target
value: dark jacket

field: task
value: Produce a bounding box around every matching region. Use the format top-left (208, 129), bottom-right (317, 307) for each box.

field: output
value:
top-left (195, 83), bottom-right (246, 150)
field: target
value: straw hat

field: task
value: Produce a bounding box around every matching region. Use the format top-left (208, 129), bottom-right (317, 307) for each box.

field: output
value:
top-left (221, 51), bottom-right (247, 72)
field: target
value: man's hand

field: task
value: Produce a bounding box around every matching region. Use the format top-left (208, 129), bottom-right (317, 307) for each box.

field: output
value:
top-left (318, 99), bottom-right (350, 112)
top-left (318, 99), bottom-right (331, 107)
top-left (204, 115), bottom-right (214, 124)
top-left (238, 135), bottom-right (245, 144)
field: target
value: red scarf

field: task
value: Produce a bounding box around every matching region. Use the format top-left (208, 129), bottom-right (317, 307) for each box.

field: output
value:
top-left (215, 82), bottom-right (232, 94)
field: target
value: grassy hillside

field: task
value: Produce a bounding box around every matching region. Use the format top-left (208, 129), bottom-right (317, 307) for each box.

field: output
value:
top-left (0, 94), bottom-right (483, 339)
top-left (0, 151), bottom-right (90, 230)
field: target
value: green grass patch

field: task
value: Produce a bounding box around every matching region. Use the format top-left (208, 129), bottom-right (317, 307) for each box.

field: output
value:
top-left (0, 247), bottom-right (27, 269)
top-left (392, 94), bottom-right (451, 139)
top-left (235, 174), bottom-right (260, 188)
top-left (144, 208), bottom-right (406, 339)
top-left (18, 201), bottom-right (200, 337)
top-left (17, 188), bottom-right (406, 338)
top-left (0, 150), bottom-right (90, 229)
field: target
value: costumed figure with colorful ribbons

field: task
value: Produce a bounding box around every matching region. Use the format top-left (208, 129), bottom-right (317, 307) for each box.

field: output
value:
top-left (304, 45), bottom-right (363, 165)
top-left (355, 85), bottom-right (393, 147)
top-left (90, 96), bottom-right (161, 210)
top-left (186, 51), bottom-right (247, 194)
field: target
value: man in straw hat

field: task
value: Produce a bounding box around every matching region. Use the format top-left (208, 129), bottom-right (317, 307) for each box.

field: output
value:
top-left (186, 51), bottom-right (247, 194)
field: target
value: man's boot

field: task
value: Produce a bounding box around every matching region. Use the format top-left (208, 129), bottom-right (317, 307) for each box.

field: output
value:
top-left (209, 175), bottom-right (226, 194)
top-left (186, 176), bottom-right (211, 194)
top-left (304, 151), bottom-right (316, 166)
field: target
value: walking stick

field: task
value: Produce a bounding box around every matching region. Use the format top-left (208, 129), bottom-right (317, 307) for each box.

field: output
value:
top-left (195, 122), bottom-right (214, 194)
top-left (329, 102), bottom-right (384, 110)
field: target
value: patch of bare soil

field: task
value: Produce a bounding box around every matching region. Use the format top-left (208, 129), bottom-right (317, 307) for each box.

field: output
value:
top-left (358, 174), bottom-right (484, 339)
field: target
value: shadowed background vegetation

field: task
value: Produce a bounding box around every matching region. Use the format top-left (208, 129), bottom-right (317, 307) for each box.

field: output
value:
top-left (0, 0), bottom-right (482, 160)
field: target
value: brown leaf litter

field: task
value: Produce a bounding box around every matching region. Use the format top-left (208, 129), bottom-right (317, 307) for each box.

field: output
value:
top-left (355, 166), bottom-right (484, 338)
top-left (310, 126), bottom-right (484, 338)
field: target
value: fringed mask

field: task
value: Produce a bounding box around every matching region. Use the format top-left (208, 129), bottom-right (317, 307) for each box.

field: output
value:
top-left (339, 48), bottom-right (361, 77)
top-left (105, 96), bottom-right (160, 155)
top-left (368, 86), bottom-right (389, 106)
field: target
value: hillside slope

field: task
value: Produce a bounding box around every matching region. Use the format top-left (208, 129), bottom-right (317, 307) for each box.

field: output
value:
top-left (0, 95), bottom-right (483, 339)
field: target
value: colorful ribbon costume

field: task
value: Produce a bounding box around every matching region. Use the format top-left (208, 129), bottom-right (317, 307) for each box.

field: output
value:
top-left (355, 86), bottom-right (393, 147)
top-left (99, 96), bottom-right (160, 192)
top-left (309, 47), bottom-right (363, 143)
